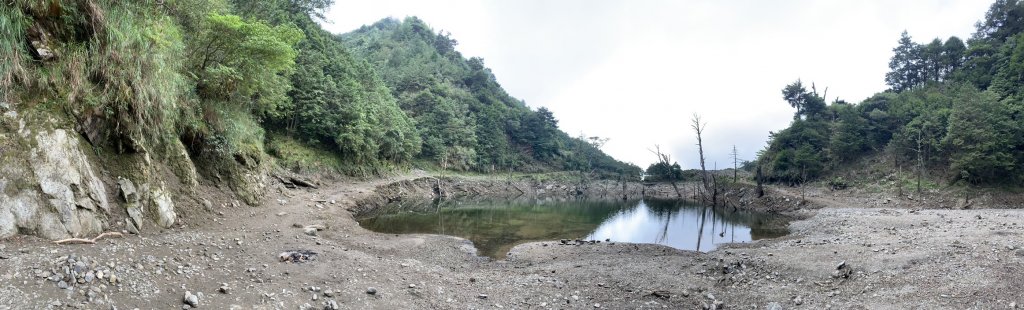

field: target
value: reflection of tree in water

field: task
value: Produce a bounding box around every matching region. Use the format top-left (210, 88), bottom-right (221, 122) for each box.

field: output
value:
top-left (359, 198), bottom-right (790, 258)
top-left (642, 199), bottom-right (791, 246)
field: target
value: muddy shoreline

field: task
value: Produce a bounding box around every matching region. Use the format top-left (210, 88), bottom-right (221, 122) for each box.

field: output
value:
top-left (1, 173), bottom-right (1022, 309)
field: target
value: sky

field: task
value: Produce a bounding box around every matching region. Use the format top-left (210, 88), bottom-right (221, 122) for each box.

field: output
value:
top-left (320, 0), bottom-right (994, 170)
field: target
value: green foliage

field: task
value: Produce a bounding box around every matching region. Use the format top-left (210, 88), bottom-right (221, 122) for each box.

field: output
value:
top-left (645, 162), bottom-right (683, 182)
top-left (760, 0), bottom-right (1024, 186)
top-left (885, 32), bottom-right (965, 92)
top-left (341, 17), bottom-right (638, 177)
top-left (188, 13), bottom-right (303, 115)
top-left (943, 86), bottom-right (1018, 183)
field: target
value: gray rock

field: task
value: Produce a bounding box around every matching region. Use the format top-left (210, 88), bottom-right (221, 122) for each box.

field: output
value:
top-left (202, 199), bottom-right (213, 211)
top-left (183, 291), bottom-right (199, 308)
top-left (366, 287), bottom-right (377, 295)
top-left (324, 299), bottom-right (339, 310)
top-left (57, 280), bottom-right (68, 289)
top-left (478, 294), bottom-right (488, 299)
top-left (149, 188), bottom-right (176, 228)
top-left (84, 271), bottom-right (95, 283)
top-left (118, 178), bottom-right (138, 203)
top-left (767, 302), bottom-right (784, 310)
top-left (218, 284), bottom-right (230, 294)
top-left (793, 296), bottom-right (803, 305)
top-left (125, 218), bottom-right (140, 234)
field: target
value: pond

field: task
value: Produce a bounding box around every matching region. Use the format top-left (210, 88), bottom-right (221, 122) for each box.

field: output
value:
top-left (357, 198), bottom-right (789, 259)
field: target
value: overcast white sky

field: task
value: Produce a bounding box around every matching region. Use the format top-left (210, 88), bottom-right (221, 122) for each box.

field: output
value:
top-left (320, 0), bottom-right (993, 170)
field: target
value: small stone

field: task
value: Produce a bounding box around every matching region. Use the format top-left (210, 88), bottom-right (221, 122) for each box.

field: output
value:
top-left (218, 284), bottom-right (230, 294)
top-left (311, 293), bottom-right (318, 301)
top-left (408, 284), bottom-right (416, 288)
top-left (594, 303), bottom-right (601, 308)
top-left (478, 294), bottom-right (488, 299)
top-left (108, 274), bottom-right (118, 284)
top-left (366, 287), bottom-right (377, 295)
top-left (183, 291), bottom-right (199, 308)
top-left (794, 296), bottom-right (803, 305)
top-left (325, 300), bottom-right (339, 310)
top-left (57, 280), bottom-right (69, 289)
top-left (304, 227), bottom-right (317, 236)
top-left (84, 271), bottom-right (95, 283)
top-left (767, 302), bottom-right (784, 310)
top-left (323, 290), bottom-right (334, 297)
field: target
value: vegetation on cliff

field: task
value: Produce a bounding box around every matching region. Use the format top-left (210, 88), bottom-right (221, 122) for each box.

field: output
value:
top-left (0, 0), bottom-right (637, 189)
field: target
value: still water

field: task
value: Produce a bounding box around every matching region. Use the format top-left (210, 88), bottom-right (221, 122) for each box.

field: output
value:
top-left (357, 199), bottom-right (788, 259)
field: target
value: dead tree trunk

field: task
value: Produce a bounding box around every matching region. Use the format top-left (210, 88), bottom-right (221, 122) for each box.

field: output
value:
top-left (756, 164), bottom-right (765, 198)
top-left (692, 114), bottom-right (709, 201)
top-left (731, 145), bottom-right (739, 183)
top-left (649, 145), bottom-right (682, 198)
top-left (916, 129), bottom-right (924, 194)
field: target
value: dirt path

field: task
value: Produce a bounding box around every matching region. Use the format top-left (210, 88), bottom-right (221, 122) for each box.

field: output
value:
top-left (1, 176), bottom-right (1022, 309)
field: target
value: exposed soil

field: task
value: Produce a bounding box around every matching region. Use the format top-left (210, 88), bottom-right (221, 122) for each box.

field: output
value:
top-left (1, 173), bottom-right (1023, 309)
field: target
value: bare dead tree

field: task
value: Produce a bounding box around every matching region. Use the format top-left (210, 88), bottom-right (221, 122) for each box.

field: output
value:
top-left (649, 145), bottom-right (682, 198)
top-left (691, 114), bottom-right (709, 200)
top-left (730, 145), bottom-right (739, 183)
top-left (756, 163), bottom-right (765, 198)
top-left (916, 129), bottom-right (924, 194)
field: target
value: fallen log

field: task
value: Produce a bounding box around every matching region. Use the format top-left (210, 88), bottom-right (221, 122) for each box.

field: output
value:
top-left (54, 232), bottom-right (124, 245)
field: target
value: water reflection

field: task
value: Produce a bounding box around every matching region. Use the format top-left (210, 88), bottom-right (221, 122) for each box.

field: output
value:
top-left (585, 199), bottom-right (787, 252)
top-left (357, 198), bottom-right (787, 259)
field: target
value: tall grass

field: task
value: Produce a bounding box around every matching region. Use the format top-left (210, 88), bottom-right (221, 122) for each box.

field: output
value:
top-left (0, 5), bottom-right (30, 103)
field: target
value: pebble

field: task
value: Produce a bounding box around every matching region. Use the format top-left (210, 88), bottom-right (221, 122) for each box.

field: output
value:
top-left (767, 302), bottom-right (784, 310)
top-left (366, 287), bottom-right (377, 295)
top-left (304, 228), bottom-right (317, 236)
top-left (794, 296), bottom-right (803, 305)
top-left (478, 294), bottom-right (488, 299)
top-left (218, 284), bottom-right (230, 294)
top-left (324, 290), bottom-right (334, 297)
top-left (408, 284), bottom-right (416, 288)
top-left (325, 300), bottom-right (339, 310)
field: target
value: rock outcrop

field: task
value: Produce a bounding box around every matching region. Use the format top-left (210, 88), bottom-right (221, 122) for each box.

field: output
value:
top-left (1, 111), bottom-right (109, 239)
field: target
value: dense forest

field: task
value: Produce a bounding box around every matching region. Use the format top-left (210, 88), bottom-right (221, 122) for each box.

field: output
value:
top-left (339, 17), bottom-right (638, 176)
top-left (0, 0), bottom-right (638, 182)
top-left (758, 0), bottom-right (1024, 186)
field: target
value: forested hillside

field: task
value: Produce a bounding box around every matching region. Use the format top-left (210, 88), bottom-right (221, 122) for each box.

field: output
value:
top-left (340, 17), bottom-right (639, 176)
top-left (1, 0), bottom-right (637, 182)
top-left (758, 0), bottom-right (1024, 186)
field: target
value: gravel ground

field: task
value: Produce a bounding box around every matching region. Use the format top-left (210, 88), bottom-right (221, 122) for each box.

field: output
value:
top-left (1, 176), bottom-right (1022, 309)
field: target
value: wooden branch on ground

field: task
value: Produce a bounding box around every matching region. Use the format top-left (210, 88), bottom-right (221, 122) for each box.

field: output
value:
top-left (53, 232), bottom-right (124, 245)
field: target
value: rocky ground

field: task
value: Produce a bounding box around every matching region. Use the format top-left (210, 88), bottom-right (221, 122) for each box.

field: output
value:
top-left (1, 174), bottom-right (1023, 309)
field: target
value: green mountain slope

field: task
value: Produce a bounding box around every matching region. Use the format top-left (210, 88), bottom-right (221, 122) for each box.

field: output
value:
top-left (758, 0), bottom-right (1024, 186)
top-left (340, 17), bottom-right (639, 177)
